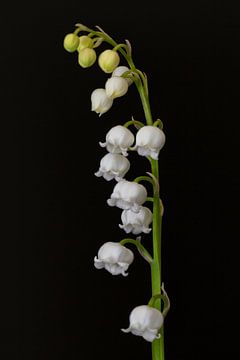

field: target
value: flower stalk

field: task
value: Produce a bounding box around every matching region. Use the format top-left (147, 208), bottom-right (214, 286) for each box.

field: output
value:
top-left (64, 23), bottom-right (169, 360)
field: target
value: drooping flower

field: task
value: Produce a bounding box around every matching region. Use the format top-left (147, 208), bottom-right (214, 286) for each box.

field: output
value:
top-left (121, 305), bottom-right (164, 342)
top-left (105, 77), bottom-right (129, 99)
top-left (63, 33), bottom-right (80, 52)
top-left (112, 66), bottom-right (133, 85)
top-left (91, 89), bottom-right (113, 116)
top-left (98, 49), bottom-right (120, 73)
top-left (94, 242), bottom-right (134, 276)
top-left (77, 35), bottom-right (94, 51)
top-left (107, 180), bottom-right (147, 213)
top-left (78, 48), bottom-right (96, 68)
top-left (119, 206), bottom-right (153, 234)
top-left (99, 125), bottom-right (134, 156)
top-left (95, 153), bottom-right (130, 181)
top-left (133, 125), bottom-right (166, 160)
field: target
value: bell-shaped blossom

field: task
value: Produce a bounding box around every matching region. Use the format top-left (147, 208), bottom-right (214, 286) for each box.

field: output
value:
top-left (99, 125), bottom-right (134, 156)
top-left (112, 66), bottom-right (133, 85)
top-left (94, 241), bottom-right (134, 276)
top-left (133, 126), bottom-right (166, 160)
top-left (95, 153), bottom-right (130, 181)
top-left (119, 206), bottom-right (153, 234)
top-left (121, 305), bottom-right (164, 342)
top-left (91, 88), bottom-right (113, 116)
top-left (105, 77), bottom-right (129, 99)
top-left (107, 180), bottom-right (147, 213)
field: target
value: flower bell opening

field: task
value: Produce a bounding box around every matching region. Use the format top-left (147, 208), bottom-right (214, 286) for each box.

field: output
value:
top-left (107, 180), bottom-right (148, 213)
top-left (95, 153), bottom-right (130, 181)
top-left (121, 305), bottom-right (164, 342)
top-left (133, 125), bottom-right (166, 160)
top-left (99, 125), bottom-right (134, 156)
top-left (94, 242), bottom-right (134, 276)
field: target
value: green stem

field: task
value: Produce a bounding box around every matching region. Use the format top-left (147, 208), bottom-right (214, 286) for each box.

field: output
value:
top-left (150, 158), bottom-right (164, 360)
top-left (122, 39), bottom-right (163, 360)
top-left (134, 175), bottom-right (155, 188)
top-left (130, 62), bottom-right (164, 359)
top-left (119, 238), bottom-right (153, 263)
top-left (123, 119), bottom-right (144, 128)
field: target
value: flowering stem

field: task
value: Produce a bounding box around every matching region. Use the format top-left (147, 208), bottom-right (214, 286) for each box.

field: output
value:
top-left (74, 24), bottom-right (165, 360)
top-left (124, 47), bottom-right (164, 360)
top-left (133, 75), bottom-right (164, 360)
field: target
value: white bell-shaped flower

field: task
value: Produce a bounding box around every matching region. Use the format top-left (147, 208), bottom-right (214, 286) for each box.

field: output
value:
top-left (105, 76), bottom-right (129, 99)
top-left (112, 66), bottom-right (133, 85)
top-left (99, 125), bottom-right (134, 156)
top-left (94, 241), bottom-right (134, 276)
top-left (133, 126), bottom-right (166, 160)
top-left (91, 88), bottom-right (113, 116)
top-left (121, 305), bottom-right (164, 342)
top-left (119, 206), bottom-right (153, 234)
top-left (95, 153), bottom-right (130, 181)
top-left (107, 180), bottom-right (147, 213)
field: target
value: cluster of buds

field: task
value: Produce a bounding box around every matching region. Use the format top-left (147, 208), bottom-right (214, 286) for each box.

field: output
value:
top-left (63, 31), bottom-right (132, 115)
top-left (63, 25), bottom-right (169, 344)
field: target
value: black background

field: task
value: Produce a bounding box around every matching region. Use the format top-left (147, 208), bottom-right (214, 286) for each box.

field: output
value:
top-left (1, 1), bottom-right (238, 359)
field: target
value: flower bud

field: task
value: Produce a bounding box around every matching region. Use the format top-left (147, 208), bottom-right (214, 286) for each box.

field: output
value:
top-left (77, 35), bottom-right (94, 51)
top-left (99, 125), bottom-right (134, 156)
top-left (112, 66), bottom-right (133, 85)
top-left (105, 77), bottom-right (129, 99)
top-left (95, 153), bottom-right (130, 181)
top-left (119, 207), bottom-right (153, 234)
top-left (91, 88), bottom-right (113, 116)
top-left (122, 305), bottom-right (164, 342)
top-left (133, 125), bottom-right (166, 160)
top-left (78, 48), bottom-right (96, 68)
top-left (94, 242), bottom-right (134, 276)
top-left (63, 33), bottom-right (80, 52)
top-left (98, 49), bottom-right (120, 73)
top-left (107, 179), bottom-right (147, 213)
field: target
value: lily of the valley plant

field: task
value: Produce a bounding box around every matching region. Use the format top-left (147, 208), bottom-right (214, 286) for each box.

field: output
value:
top-left (64, 23), bottom-right (170, 360)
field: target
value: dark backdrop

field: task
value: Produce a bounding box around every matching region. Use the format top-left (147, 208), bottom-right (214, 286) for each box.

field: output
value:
top-left (1, 1), bottom-right (238, 359)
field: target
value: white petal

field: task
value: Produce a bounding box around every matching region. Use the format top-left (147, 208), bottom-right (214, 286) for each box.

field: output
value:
top-left (142, 329), bottom-right (159, 342)
top-left (107, 198), bottom-right (116, 206)
top-left (94, 170), bottom-right (103, 177)
top-left (121, 327), bottom-right (131, 333)
top-left (103, 172), bottom-right (115, 181)
top-left (99, 141), bottom-right (107, 148)
top-left (94, 257), bottom-right (105, 269)
top-left (150, 150), bottom-right (159, 160)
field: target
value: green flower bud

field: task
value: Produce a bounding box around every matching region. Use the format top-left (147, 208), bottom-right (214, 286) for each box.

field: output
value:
top-left (78, 48), bottom-right (97, 68)
top-left (77, 35), bottom-right (94, 51)
top-left (63, 33), bottom-right (80, 52)
top-left (98, 50), bottom-right (120, 73)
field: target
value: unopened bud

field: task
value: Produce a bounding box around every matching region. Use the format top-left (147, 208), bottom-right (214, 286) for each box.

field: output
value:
top-left (105, 77), bottom-right (128, 99)
top-left (77, 35), bottom-right (94, 51)
top-left (63, 33), bottom-right (80, 52)
top-left (98, 50), bottom-right (120, 73)
top-left (78, 48), bottom-right (97, 68)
